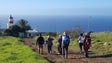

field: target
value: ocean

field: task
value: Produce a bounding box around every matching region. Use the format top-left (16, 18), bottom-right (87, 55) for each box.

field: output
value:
top-left (0, 15), bottom-right (112, 32)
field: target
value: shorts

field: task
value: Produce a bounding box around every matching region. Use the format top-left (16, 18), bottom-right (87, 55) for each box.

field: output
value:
top-left (38, 44), bottom-right (43, 48)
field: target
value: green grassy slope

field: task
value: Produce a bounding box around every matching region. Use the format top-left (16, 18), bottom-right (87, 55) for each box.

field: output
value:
top-left (35, 32), bottom-right (112, 55)
top-left (0, 36), bottom-right (49, 63)
top-left (68, 32), bottom-right (112, 55)
top-left (90, 32), bottom-right (112, 54)
top-left (53, 32), bottom-right (112, 55)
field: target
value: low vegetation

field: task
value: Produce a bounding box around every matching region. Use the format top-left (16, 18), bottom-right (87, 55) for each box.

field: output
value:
top-left (1, 32), bottom-right (112, 63)
top-left (68, 32), bottom-right (112, 55)
top-left (36, 32), bottom-right (112, 55)
top-left (90, 32), bottom-right (112, 55)
top-left (0, 36), bottom-right (49, 63)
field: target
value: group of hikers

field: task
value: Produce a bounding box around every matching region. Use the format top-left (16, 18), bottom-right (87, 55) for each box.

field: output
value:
top-left (36, 32), bottom-right (91, 59)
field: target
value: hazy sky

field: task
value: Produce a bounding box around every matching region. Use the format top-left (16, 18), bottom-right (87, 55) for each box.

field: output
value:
top-left (0, 0), bottom-right (112, 16)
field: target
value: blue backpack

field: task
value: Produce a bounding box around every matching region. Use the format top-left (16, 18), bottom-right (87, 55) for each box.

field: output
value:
top-left (63, 35), bottom-right (70, 44)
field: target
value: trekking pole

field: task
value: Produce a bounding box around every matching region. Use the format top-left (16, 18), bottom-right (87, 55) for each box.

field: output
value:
top-left (62, 41), bottom-right (64, 58)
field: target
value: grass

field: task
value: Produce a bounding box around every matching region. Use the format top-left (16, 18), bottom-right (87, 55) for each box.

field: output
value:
top-left (35, 32), bottom-right (112, 55)
top-left (59, 32), bottom-right (112, 55)
top-left (1, 32), bottom-right (111, 63)
top-left (0, 36), bottom-right (49, 63)
top-left (90, 32), bottom-right (112, 55)
top-left (69, 32), bottom-right (112, 55)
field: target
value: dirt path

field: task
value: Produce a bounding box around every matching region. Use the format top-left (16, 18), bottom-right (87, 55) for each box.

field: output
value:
top-left (23, 38), bottom-right (112, 63)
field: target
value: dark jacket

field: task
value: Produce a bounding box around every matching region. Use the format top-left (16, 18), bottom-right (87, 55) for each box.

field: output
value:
top-left (36, 37), bottom-right (44, 45)
top-left (46, 38), bottom-right (54, 46)
top-left (58, 37), bottom-right (62, 46)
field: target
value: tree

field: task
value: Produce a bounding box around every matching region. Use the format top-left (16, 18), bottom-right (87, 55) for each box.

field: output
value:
top-left (3, 19), bottom-right (32, 37)
top-left (9, 25), bottom-right (21, 36)
top-left (4, 25), bottom-right (21, 37)
top-left (73, 26), bottom-right (83, 35)
top-left (17, 19), bottom-right (32, 32)
top-left (65, 26), bottom-right (84, 39)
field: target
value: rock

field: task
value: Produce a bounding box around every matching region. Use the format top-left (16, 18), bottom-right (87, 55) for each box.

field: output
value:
top-left (104, 42), bottom-right (110, 46)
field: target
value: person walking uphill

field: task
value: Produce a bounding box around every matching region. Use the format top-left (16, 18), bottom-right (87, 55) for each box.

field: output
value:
top-left (78, 33), bottom-right (84, 53)
top-left (62, 32), bottom-right (70, 59)
top-left (46, 35), bottom-right (54, 54)
top-left (83, 33), bottom-right (91, 58)
top-left (36, 33), bottom-right (44, 54)
top-left (57, 35), bottom-right (62, 54)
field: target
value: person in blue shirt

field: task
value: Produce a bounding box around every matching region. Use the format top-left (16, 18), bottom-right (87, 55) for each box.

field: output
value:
top-left (62, 32), bottom-right (70, 59)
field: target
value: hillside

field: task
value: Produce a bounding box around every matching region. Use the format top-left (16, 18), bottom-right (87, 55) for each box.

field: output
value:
top-left (23, 32), bottom-right (112, 63)
top-left (0, 32), bottom-right (112, 63)
top-left (0, 36), bottom-right (49, 63)
top-left (91, 32), bottom-right (112, 54)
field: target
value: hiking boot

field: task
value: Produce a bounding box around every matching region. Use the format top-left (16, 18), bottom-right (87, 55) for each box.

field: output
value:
top-left (84, 53), bottom-right (89, 58)
top-left (85, 55), bottom-right (89, 58)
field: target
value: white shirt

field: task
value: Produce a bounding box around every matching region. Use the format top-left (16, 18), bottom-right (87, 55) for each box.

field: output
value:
top-left (78, 36), bottom-right (84, 43)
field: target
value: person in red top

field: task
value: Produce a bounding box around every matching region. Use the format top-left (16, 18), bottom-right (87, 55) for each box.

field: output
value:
top-left (83, 32), bottom-right (91, 58)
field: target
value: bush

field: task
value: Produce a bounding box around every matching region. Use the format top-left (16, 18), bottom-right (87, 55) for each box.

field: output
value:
top-left (65, 26), bottom-right (84, 39)
top-left (44, 32), bottom-right (57, 37)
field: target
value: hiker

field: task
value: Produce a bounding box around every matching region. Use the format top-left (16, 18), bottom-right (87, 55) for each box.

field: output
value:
top-left (46, 35), bottom-right (54, 54)
top-left (36, 33), bottom-right (44, 54)
top-left (57, 35), bottom-right (62, 54)
top-left (78, 33), bottom-right (84, 53)
top-left (83, 32), bottom-right (91, 58)
top-left (62, 32), bottom-right (70, 59)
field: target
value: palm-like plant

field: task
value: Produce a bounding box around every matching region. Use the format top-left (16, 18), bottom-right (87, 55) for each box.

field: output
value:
top-left (17, 19), bottom-right (31, 32)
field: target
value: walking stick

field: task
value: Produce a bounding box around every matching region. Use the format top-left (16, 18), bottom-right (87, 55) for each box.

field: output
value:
top-left (62, 41), bottom-right (64, 58)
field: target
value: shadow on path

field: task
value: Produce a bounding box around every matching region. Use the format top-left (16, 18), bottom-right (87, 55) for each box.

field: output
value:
top-left (90, 54), bottom-right (112, 58)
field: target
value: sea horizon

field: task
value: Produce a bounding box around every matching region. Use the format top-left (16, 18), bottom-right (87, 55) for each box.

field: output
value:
top-left (0, 15), bottom-right (112, 32)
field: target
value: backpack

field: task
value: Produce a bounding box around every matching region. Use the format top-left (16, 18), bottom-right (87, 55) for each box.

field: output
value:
top-left (37, 37), bottom-right (44, 44)
top-left (63, 35), bottom-right (70, 45)
top-left (46, 38), bottom-right (53, 46)
top-left (84, 36), bottom-right (91, 44)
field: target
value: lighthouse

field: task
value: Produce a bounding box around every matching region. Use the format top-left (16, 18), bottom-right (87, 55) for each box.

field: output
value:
top-left (7, 15), bottom-right (14, 28)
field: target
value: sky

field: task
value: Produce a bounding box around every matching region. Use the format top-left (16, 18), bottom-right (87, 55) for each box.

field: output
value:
top-left (0, 0), bottom-right (112, 16)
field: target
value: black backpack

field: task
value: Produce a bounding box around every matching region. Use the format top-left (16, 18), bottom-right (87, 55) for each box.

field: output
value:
top-left (37, 37), bottom-right (44, 44)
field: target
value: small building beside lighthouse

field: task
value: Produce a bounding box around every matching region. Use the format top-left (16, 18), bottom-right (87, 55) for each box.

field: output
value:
top-left (7, 15), bottom-right (14, 28)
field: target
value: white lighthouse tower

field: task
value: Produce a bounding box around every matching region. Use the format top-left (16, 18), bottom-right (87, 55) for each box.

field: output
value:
top-left (7, 15), bottom-right (14, 28)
